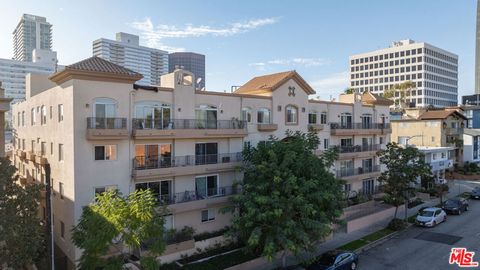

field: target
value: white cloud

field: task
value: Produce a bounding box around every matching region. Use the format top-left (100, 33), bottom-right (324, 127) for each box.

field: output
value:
top-left (249, 57), bottom-right (330, 70)
top-left (129, 17), bottom-right (279, 52)
top-left (310, 72), bottom-right (349, 95)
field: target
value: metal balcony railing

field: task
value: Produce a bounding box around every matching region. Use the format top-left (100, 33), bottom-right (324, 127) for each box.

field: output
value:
top-left (152, 186), bottom-right (240, 205)
top-left (330, 123), bottom-right (391, 130)
top-left (87, 117), bottom-right (127, 129)
top-left (132, 118), bottom-right (246, 130)
top-left (337, 165), bottom-right (381, 178)
top-left (133, 152), bottom-right (243, 170)
top-left (336, 144), bottom-right (382, 154)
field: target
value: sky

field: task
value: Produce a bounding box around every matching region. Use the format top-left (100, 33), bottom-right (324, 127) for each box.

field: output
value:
top-left (0, 0), bottom-right (476, 100)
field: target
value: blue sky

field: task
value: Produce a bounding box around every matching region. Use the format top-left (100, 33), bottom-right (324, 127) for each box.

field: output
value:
top-left (0, 0), bottom-right (476, 100)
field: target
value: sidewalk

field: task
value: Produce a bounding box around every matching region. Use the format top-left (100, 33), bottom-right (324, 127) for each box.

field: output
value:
top-left (258, 180), bottom-right (468, 269)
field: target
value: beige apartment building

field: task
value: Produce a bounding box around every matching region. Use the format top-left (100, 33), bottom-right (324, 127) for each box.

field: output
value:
top-left (391, 108), bottom-right (466, 165)
top-left (1, 82), bottom-right (13, 157)
top-left (11, 57), bottom-right (391, 267)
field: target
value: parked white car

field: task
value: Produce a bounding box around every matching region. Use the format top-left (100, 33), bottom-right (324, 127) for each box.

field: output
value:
top-left (415, 207), bottom-right (447, 227)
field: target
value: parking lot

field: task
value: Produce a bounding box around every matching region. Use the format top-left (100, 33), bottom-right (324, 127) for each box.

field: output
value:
top-left (359, 188), bottom-right (480, 269)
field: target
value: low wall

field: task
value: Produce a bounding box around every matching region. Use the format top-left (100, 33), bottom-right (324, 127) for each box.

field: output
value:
top-left (157, 235), bottom-right (227, 263)
top-left (416, 192), bottom-right (431, 201)
top-left (346, 204), bottom-right (403, 233)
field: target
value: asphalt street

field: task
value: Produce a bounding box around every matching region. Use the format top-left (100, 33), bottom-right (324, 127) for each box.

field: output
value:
top-left (359, 181), bottom-right (480, 270)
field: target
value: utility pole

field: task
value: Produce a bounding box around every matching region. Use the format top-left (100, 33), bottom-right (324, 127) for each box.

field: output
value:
top-left (45, 163), bottom-right (54, 270)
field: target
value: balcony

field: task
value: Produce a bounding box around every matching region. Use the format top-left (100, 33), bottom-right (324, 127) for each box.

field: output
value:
top-left (34, 152), bottom-right (48, 165)
top-left (444, 127), bottom-right (463, 135)
top-left (336, 144), bottom-right (382, 160)
top-left (132, 152), bottom-right (243, 180)
top-left (330, 123), bottom-right (391, 136)
top-left (26, 151), bottom-right (36, 162)
top-left (156, 186), bottom-right (240, 214)
top-left (16, 149), bottom-right (26, 159)
top-left (132, 119), bottom-right (247, 139)
top-left (257, 123), bottom-right (278, 132)
top-left (337, 165), bottom-right (381, 181)
top-left (308, 123), bottom-right (324, 132)
top-left (86, 117), bottom-right (129, 140)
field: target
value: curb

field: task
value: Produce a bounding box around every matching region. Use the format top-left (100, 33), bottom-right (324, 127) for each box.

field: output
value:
top-left (354, 230), bottom-right (401, 254)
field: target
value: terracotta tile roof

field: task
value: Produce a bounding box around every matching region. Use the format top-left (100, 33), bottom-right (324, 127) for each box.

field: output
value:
top-left (418, 110), bottom-right (467, 120)
top-left (49, 56), bottom-right (143, 84)
top-left (361, 91), bottom-right (394, 106)
top-left (235, 70), bottom-right (315, 95)
top-left (65, 56), bottom-right (142, 78)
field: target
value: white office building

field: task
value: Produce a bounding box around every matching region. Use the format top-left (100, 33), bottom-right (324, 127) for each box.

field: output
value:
top-left (349, 39), bottom-right (458, 108)
top-left (13, 14), bottom-right (53, 62)
top-left (0, 50), bottom-right (60, 127)
top-left (92, 32), bottom-right (169, 86)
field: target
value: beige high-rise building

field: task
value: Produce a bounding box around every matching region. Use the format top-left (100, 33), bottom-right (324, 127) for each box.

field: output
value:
top-left (11, 57), bottom-right (392, 268)
top-left (349, 39), bottom-right (458, 108)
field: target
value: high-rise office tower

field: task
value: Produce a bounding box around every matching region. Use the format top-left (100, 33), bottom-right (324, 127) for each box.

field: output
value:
top-left (169, 52), bottom-right (206, 89)
top-left (92, 32), bottom-right (169, 85)
top-left (349, 39), bottom-right (458, 108)
top-left (13, 14), bottom-right (53, 62)
top-left (476, 0), bottom-right (480, 93)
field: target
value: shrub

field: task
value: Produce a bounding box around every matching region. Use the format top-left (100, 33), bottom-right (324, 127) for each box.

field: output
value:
top-left (193, 227), bottom-right (229, 242)
top-left (387, 218), bottom-right (407, 231)
top-left (166, 226), bottom-right (195, 244)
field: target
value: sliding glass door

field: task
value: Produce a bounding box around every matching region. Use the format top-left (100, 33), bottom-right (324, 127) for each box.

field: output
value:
top-left (195, 105), bottom-right (217, 129)
top-left (134, 144), bottom-right (172, 169)
top-left (195, 143), bottom-right (218, 165)
top-left (195, 175), bottom-right (218, 198)
top-left (135, 102), bottom-right (171, 129)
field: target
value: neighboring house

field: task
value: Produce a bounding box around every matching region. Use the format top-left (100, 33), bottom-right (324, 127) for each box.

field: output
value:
top-left (417, 146), bottom-right (454, 185)
top-left (11, 57), bottom-right (392, 268)
top-left (391, 108), bottom-right (466, 165)
top-left (460, 103), bottom-right (480, 164)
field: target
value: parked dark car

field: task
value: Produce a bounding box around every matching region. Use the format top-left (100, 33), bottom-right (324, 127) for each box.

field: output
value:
top-left (442, 198), bottom-right (469, 215)
top-left (307, 250), bottom-right (358, 270)
top-left (470, 187), bottom-right (480, 200)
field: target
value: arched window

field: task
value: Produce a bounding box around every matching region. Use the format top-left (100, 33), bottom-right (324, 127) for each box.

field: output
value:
top-left (285, 105), bottom-right (298, 124)
top-left (195, 104), bottom-right (217, 129)
top-left (241, 107), bottom-right (252, 123)
top-left (134, 101), bottom-right (171, 129)
top-left (257, 108), bottom-right (271, 124)
top-left (308, 110), bottom-right (317, 124)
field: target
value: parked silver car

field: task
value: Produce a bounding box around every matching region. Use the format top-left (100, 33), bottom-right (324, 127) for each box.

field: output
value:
top-left (415, 207), bottom-right (447, 227)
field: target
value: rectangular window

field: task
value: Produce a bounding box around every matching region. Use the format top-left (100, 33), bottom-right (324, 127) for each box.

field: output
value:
top-left (41, 106), bottom-right (47, 125)
top-left (58, 144), bottom-right (64, 161)
top-left (58, 104), bottom-right (64, 122)
top-left (94, 185), bottom-right (117, 200)
top-left (201, 209), bottom-right (215, 222)
top-left (59, 182), bottom-right (64, 200)
top-left (135, 181), bottom-right (171, 203)
top-left (49, 106), bottom-right (53, 119)
top-left (308, 112), bottom-right (317, 124)
top-left (320, 112), bottom-right (327, 124)
top-left (31, 108), bottom-right (36, 126)
top-left (50, 142), bottom-right (53, 155)
top-left (60, 221), bottom-right (65, 239)
top-left (41, 142), bottom-right (46, 155)
top-left (94, 145), bottom-right (117, 161)
top-left (323, 139), bottom-right (329, 150)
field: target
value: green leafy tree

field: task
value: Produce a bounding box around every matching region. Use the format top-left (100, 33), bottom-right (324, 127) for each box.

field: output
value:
top-left (377, 142), bottom-right (431, 220)
top-left (225, 131), bottom-right (344, 268)
top-left (0, 157), bottom-right (45, 269)
top-left (72, 189), bottom-right (167, 269)
top-left (383, 81), bottom-right (416, 109)
top-left (343, 87), bottom-right (355, 94)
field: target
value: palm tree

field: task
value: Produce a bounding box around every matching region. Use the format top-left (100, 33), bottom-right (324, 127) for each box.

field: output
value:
top-left (383, 81), bottom-right (416, 109)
